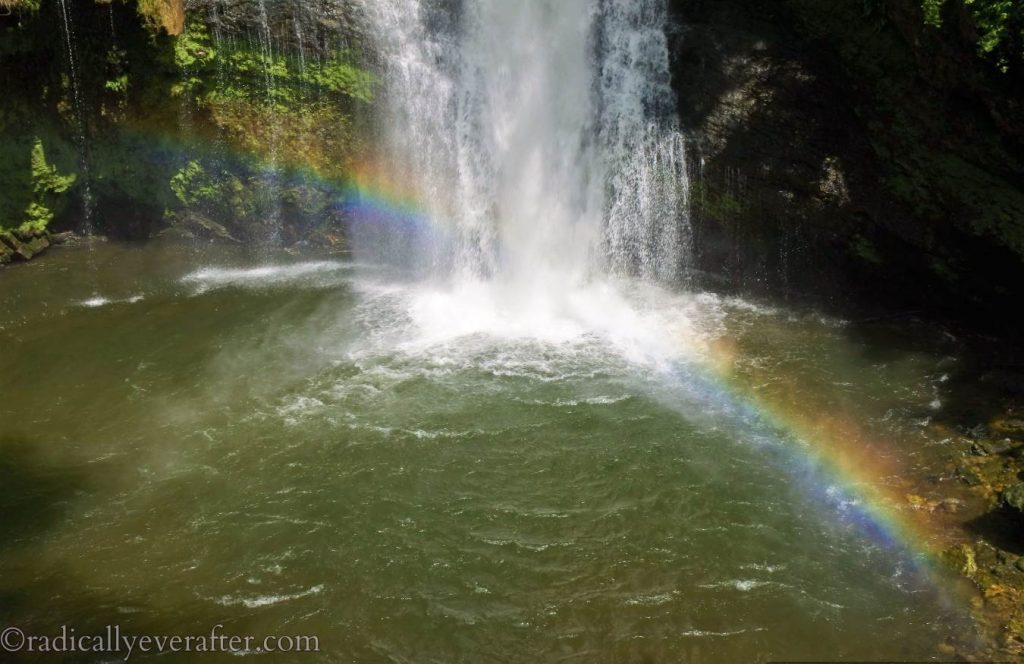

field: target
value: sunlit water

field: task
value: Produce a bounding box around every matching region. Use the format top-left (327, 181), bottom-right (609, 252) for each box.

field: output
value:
top-left (0, 241), bottom-right (981, 662)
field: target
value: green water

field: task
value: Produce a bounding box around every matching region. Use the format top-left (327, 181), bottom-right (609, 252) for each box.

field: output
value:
top-left (0, 241), bottom-right (976, 662)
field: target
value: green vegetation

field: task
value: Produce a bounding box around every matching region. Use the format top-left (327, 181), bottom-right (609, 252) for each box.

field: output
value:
top-left (922, 0), bottom-right (1024, 72)
top-left (1, 1), bottom-right (374, 241)
top-left (23, 138), bottom-right (76, 232)
top-left (0, 135), bottom-right (76, 234)
top-left (158, 14), bottom-right (375, 238)
top-left (170, 159), bottom-right (257, 224)
top-left (173, 20), bottom-right (375, 106)
top-left (0, 0), bottom-right (41, 13)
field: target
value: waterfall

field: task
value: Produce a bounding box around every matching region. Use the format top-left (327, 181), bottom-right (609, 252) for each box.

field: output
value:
top-left (358, 0), bottom-right (690, 289)
top-left (57, 0), bottom-right (95, 233)
top-left (255, 0), bottom-right (284, 244)
top-left (599, 0), bottom-right (690, 284)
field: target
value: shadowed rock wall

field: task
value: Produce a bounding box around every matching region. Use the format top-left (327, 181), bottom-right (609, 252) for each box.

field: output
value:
top-left (669, 0), bottom-right (1024, 328)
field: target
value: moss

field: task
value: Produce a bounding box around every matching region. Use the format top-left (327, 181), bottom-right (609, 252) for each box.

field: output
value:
top-left (300, 56), bottom-right (376, 103)
top-left (173, 18), bottom-right (375, 106)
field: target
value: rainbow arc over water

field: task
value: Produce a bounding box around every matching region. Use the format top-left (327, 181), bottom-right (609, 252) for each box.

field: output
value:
top-left (161, 133), bottom-right (968, 606)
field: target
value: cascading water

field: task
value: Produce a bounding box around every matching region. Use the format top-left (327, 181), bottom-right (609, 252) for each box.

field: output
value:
top-left (0, 5), bottom-right (981, 657)
top-left (255, 0), bottom-right (284, 244)
top-left (57, 0), bottom-right (95, 233)
top-left (358, 0), bottom-right (690, 292)
top-left (599, 0), bottom-right (691, 284)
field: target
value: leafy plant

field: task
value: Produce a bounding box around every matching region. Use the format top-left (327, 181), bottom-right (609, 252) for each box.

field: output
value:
top-left (923, 0), bottom-right (1024, 72)
top-left (22, 137), bottom-right (76, 231)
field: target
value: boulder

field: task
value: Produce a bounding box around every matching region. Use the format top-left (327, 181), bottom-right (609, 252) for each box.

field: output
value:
top-left (170, 213), bottom-right (240, 244)
top-left (1003, 483), bottom-right (1024, 515)
top-left (941, 543), bottom-right (978, 577)
top-left (22, 234), bottom-right (49, 257)
top-left (0, 229), bottom-right (49, 262)
top-left (49, 231), bottom-right (80, 246)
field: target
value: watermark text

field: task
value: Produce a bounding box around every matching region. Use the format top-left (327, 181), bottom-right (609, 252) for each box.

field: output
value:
top-left (1, 625), bottom-right (320, 660)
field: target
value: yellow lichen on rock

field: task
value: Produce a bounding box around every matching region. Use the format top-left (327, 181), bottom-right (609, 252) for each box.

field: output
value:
top-left (941, 543), bottom-right (978, 577)
top-left (136, 0), bottom-right (184, 36)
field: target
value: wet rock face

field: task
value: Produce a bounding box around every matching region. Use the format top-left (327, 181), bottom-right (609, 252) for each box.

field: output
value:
top-left (666, 0), bottom-right (1024, 330)
top-left (141, 0), bottom-right (185, 35)
top-left (185, 0), bottom-right (365, 54)
top-left (667, 0), bottom-right (868, 302)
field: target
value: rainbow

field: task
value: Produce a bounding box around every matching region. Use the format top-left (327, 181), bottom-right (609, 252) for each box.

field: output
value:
top-left (132, 126), bottom-right (967, 602)
top-left (110, 121), bottom-right (449, 243)
top-left (653, 337), bottom-right (970, 607)
top-left (319, 160), bottom-right (969, 589)
top-left (339, 160), bottom-right (451, 240)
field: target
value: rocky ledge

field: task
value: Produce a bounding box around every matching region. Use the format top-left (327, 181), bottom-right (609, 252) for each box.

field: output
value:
top-left (940, 410), bottom-right (1024, 657)
top-left (0, 227), bottom-right (52, 264)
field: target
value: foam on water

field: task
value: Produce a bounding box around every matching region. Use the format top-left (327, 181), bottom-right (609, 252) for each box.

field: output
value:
top-left (215, 584), bottom-right (325, 609)
top-left (337, 269), bottom-right (722, 380)
top-left (182, 261), bottom-right (351, 293)
top-left (78, 294), bottom-right (146, 308)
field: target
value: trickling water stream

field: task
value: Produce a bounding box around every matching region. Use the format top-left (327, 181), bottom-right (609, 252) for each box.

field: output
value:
top-left (56, 0), bottom-right (95, 233)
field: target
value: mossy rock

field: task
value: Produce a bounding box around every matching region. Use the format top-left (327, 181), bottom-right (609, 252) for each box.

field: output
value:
top-left (940, 543), bottom-right (978, 576)
top-left (11, 226), bottom-right (44, 243)
top-left (1004, 483), bottom-right (1024, 515)
top-left (0, 228), bottom-right (48, 261)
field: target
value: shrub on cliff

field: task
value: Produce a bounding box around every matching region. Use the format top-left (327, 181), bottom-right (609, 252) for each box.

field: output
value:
top-left (923, 0), bottom-right (1024, 73)
top-left (23, 137), bottom-right (76, 232)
